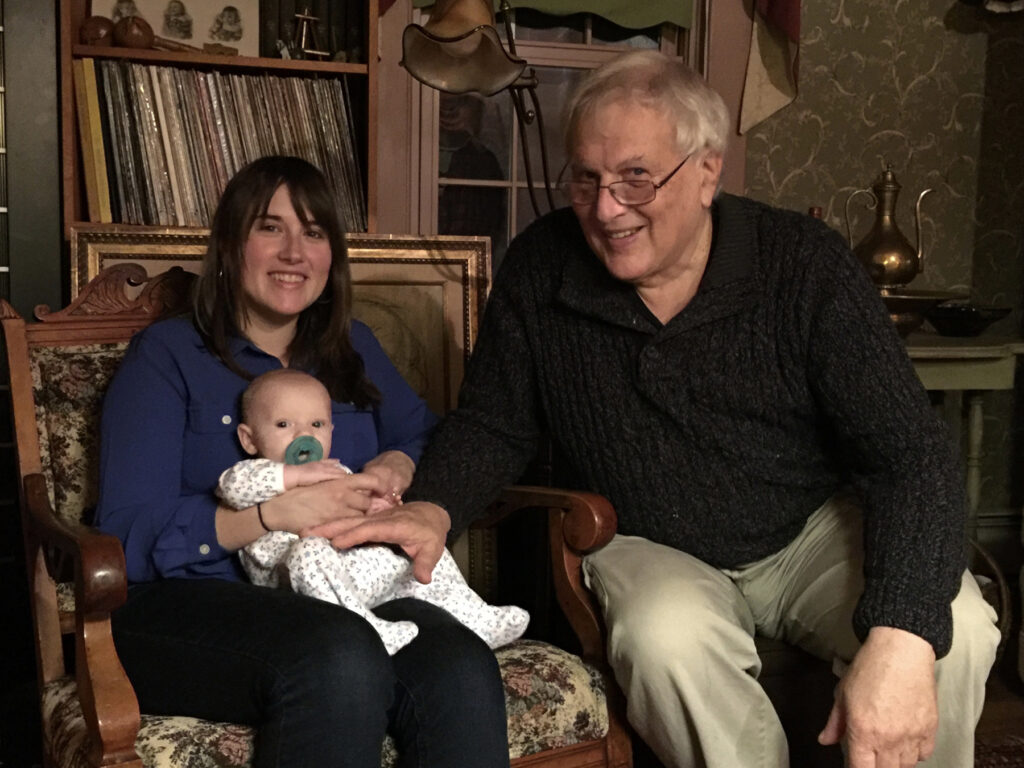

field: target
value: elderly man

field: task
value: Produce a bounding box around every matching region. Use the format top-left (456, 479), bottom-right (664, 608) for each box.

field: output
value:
top-left (326, 50), bottom-right (999, 767)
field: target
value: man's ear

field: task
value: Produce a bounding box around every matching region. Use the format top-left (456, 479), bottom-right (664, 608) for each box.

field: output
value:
top-left (698, 151), bottom-right (724, 208)
top-left (237, 424), bottom-right (259, 456)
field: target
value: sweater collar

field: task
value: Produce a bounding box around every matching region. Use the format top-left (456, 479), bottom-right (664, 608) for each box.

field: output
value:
top-left (556, 193), bottom-right (756, 332)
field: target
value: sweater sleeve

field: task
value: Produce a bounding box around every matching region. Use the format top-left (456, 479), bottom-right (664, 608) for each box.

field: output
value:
top-left (797, 222), bottom-right (965, 657)
top-left (405, 241), bottom-right (545, 536)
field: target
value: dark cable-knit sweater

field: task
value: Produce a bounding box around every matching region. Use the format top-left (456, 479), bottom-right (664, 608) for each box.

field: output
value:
top-left (407, 194), bottom-right (966, 657)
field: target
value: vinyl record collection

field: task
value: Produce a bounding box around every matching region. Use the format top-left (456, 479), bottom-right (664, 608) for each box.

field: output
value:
top-left (72, 57), bottom-right (367, 231)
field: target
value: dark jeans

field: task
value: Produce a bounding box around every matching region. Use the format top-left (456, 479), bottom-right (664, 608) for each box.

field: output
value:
top-left (111, 579), bottom-right (510, 768)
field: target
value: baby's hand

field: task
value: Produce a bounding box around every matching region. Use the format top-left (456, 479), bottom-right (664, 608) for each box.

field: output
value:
top-left (283, 459), bottom-right (352, 490)
top-left (367, 492), bottom-right (401, 515)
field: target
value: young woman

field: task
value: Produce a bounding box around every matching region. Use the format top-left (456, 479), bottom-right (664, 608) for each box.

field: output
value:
top-left (95, 155), bottom-right (510, 768)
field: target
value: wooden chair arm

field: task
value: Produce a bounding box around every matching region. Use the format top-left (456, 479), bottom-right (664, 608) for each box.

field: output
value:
top-left (24, 473), bottom-right (128, 615)
top-left (479, 485), bottom-right (617, 664)
top-left (23, 473), bottom-right (142, 766)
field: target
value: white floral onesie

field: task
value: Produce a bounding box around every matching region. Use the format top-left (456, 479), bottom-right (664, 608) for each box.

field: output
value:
top-left (217, 458), bottom-right (529, 655)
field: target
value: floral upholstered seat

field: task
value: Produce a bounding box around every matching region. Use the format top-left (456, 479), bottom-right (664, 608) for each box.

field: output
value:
top-left (42, 640), bottom-right (609, 768)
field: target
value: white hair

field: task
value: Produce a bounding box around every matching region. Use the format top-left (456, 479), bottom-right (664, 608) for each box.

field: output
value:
top-left (562, 50), bottom-right (731, 158)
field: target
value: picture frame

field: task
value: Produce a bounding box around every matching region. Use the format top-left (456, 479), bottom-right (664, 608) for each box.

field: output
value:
top-left (68, 224), bottom-right (492, 416)
top-left (108, 0), bottom-right (261, 58)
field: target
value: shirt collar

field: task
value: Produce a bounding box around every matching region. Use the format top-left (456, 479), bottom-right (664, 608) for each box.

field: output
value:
top-left (190, 322), bottom-right (275, 361)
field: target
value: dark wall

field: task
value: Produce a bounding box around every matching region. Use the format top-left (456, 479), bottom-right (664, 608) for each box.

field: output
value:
top-left (6, 0), bottom-right (62, 317)
top-left (1, 2), bottom-right (61, 765)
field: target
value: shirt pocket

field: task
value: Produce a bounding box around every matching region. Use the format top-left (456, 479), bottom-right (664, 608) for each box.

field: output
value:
top-left (184, 401), bottom-right (244, 493)
top-left (331, 402), bottom-right (379, 469)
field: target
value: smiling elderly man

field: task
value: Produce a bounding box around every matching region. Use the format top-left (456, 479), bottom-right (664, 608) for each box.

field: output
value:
top-left (331, 50), bottom-right (1000, 768)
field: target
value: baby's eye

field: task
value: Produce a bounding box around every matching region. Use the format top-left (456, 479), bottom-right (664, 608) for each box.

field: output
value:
top-left (275, 420), bottom-right (289, 428)
top-left (312, 420), bottom-right (325, 428)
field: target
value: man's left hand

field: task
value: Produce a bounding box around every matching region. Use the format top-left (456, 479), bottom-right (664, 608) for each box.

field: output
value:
top-left (819, 626), bottom-right (937, 767)
top-left (303, 500), bottom-right (451, 584)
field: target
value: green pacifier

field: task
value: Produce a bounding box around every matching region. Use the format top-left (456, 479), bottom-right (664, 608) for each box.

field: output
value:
top-left (284, 436), bottom-right (324, 465)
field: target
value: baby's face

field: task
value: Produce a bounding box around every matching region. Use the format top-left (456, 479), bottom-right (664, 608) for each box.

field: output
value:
top-left (243, 377), bottom-right (333, 463)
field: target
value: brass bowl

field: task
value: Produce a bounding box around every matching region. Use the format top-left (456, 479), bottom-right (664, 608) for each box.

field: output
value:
top-left (878, 289), bottom-right (966, 337)
top-left (926, 304), bottom-right (1011, 337)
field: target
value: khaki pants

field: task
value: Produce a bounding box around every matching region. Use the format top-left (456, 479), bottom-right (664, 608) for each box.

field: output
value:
top-left (583, 494), bottom-right (1000, 768)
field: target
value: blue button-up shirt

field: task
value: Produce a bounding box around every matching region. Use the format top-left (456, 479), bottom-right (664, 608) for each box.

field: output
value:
top-left (95, 316), bottom-right (437, 583)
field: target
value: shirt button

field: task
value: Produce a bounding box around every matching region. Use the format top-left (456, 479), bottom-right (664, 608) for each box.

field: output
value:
top-left (221, 415), bottom-right (232, 425)
top-left (199, 544), bottom-right (211, 555)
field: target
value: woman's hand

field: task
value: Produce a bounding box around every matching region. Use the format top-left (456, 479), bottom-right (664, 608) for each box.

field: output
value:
top-left (304, 501), bottom-right (451, 583)
top-left (361, 450), bottom-right (415, 506)
top-left (261, 472), bottom-right (386, 534)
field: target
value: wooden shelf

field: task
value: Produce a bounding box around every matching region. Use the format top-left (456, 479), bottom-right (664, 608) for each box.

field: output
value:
top-left (59, 0), bottom-right (379, 237)
top-left (71, 44), bottom-right (369, 75)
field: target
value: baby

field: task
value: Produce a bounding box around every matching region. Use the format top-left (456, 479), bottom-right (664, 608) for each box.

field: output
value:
top-left (217, 368), bottom-right (529, 654)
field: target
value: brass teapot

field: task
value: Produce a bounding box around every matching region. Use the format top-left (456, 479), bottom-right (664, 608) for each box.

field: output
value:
top-left (845, 163), bottom-right (932, 287)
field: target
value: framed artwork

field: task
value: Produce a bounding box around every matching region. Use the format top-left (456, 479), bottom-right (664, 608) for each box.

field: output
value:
top-left (69, 224), bottom-right (491, 416)
top-left (107, 0), bottom-right (261, 58)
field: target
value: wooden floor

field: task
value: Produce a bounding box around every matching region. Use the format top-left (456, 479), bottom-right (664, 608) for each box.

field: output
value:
top-left (979, 664), bottom-right (1024, 738)
top-left (975, 642), bottom-right (1024, 766)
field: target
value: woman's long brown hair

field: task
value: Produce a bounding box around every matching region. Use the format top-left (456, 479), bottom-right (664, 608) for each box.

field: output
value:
top-left (193, 155), bottom-right (380, 408)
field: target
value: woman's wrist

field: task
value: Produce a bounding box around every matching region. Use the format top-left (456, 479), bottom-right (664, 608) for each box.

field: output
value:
top-left (256, 501), bottom-right (271, 532)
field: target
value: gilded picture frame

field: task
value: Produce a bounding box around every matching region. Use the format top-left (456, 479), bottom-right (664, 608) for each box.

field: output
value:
top-left (69, 224), bottom-right (491, 417)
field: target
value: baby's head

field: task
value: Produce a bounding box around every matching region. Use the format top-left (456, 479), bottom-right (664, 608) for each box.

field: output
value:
top-left (238, 369), bottom-right (333, 464)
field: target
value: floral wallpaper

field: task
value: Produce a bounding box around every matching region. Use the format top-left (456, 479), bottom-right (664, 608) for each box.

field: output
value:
top-left (744, 1), bottom-right (1024, 557)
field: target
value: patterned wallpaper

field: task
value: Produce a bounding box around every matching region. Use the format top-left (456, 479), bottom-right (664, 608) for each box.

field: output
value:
top-left (744, 2), bottom-right (1024, 543)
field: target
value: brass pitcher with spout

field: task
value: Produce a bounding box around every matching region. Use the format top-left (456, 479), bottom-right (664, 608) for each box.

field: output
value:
top-left (845, 163), bottom-right (932, 287)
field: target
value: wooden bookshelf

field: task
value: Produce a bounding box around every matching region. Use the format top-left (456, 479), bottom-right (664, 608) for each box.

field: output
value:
top-left (59, 0), bottom-right (380, 236)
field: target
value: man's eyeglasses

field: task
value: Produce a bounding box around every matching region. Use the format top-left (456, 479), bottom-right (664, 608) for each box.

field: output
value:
top-left (560, 155), bottom-right (692, 207)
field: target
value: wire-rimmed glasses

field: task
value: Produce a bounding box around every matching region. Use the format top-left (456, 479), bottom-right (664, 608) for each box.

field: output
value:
top-left (559, 154), bottom-right (692, 206)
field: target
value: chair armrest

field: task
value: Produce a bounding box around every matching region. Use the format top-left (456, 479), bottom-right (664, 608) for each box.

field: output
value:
top-left (24, 474), bottom-right (128, 614)
top-left (479, 485), bottom-right (616, 663)
top-left (23, 473), bottom-right (141, 766)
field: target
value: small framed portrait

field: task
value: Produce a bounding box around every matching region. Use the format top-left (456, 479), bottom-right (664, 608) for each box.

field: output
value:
top-left (120, 0), bottom-right (260, 57)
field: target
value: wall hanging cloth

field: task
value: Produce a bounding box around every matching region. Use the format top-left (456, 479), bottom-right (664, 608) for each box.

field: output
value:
top-left (740, 0), bottom-right (801, 134)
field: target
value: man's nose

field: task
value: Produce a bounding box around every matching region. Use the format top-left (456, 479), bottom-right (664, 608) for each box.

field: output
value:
top-left (595, 185), bottom-right (628, 221)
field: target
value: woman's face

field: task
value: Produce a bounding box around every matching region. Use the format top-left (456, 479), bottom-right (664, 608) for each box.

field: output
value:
top-left (238, 185), bottom-right (332, 332)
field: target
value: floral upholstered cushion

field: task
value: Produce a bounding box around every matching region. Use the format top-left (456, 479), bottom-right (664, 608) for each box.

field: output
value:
top-left (30, 342), bottom-right (128, 526)
top-left (41, 640), bottom-right (609, 767)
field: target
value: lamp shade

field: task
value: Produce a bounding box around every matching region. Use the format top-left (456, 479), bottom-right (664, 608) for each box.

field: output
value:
top-left (401, 0), bottom-right (527, 96)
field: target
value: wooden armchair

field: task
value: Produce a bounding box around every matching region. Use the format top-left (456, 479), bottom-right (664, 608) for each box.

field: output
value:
top-left (2, 263), bottom-right (632, 768)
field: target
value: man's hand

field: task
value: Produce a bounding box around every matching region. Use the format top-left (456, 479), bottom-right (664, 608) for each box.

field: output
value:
top-left (819, 626), bottom-right (937, 767)
top-left (303, 500), bottom-right (451, 584)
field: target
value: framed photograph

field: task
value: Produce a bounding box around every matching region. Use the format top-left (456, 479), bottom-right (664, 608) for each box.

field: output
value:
top-left (69, 224), bottom-right (491, 416)
top-left (109, 0), bottom-right (261, 58)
